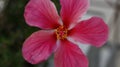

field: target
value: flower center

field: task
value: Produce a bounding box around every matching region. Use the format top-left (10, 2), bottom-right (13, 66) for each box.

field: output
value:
top-left (55, 26), bottom-right (68, 40)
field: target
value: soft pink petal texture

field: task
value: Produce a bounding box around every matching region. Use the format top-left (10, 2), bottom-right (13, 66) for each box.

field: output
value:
top-left (60, 0), bottom-right (89, 28)
top-left (24, 0), bottom-right (61, 29)
top-left (69, 17), bottom-right (109, 47)
top-left (22, 30), bottom-right (57, 64)
top-left (54, 39), bottom-right (88, 67)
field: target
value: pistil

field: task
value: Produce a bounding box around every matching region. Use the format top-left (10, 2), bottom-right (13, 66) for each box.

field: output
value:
top-left (55, 26), bottom-right (68, 40)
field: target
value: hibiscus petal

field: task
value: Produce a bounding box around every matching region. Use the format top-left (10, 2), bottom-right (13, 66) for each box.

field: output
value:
top-left (54, 40), bottom-right (88, 67)
top-left (69, 17), bottom-right (109, 47)
top-left (22, 30), bottom-right (57, 64)
top-left (60, 0), bottom-right (89, 28)
top-left (24, 0), bottom-right (61, 29)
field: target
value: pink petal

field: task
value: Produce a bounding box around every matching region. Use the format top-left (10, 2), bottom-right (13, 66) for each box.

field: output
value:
top-left (22, 30), bottom-right (57, 64)
top-left (24, 0), bottom-right (61, 29)
top-left (54, 40), bottom-right (88, 67)
top-left (60, 0), bottom-right (89, 28)
top-left (69, 17), bottom-right (109, 47)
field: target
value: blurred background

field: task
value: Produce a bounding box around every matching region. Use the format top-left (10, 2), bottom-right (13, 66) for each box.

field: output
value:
top-left (0, 0), bottom-right (120, 67)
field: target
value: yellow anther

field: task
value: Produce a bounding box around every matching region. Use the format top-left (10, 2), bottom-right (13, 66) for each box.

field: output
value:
top-left (55, 26), bottom-right (68, 40)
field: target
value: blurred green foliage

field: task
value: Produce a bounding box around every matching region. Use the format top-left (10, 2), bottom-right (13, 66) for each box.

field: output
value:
top-left (0, 0), bottom-right (60, 67)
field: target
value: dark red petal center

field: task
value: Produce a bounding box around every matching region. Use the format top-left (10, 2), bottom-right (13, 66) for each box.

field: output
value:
top-left (55, 26), bottom-right (68, 40)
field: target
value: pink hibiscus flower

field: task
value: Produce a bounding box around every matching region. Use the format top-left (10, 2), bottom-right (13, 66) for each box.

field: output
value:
top-left (22, 0), bottom-right (109, 67)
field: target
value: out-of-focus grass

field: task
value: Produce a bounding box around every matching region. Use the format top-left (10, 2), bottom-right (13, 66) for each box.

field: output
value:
top-left (0, 0), bottom-right (38, 67)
